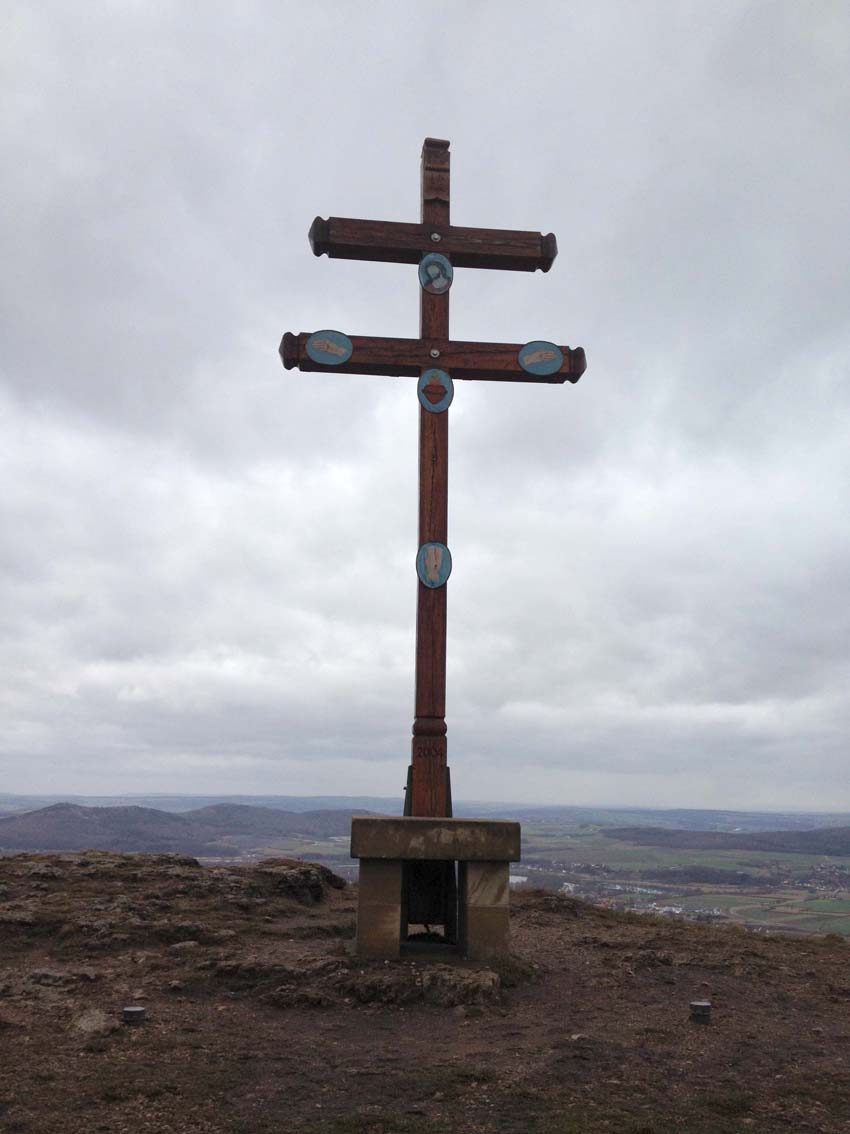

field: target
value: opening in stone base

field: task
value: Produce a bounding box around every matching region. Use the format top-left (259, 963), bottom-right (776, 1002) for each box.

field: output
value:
top-left (402, 859), bottom-right (459, 949)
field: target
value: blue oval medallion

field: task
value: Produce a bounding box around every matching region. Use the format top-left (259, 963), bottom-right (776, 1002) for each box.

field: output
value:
top-left (418, 252), bottom-right (453, 295)
top-left (416, 542), bottom-right (452, 589)
top-left (306, 329), bottom-right (354, 366)
top-left (518, 340), bottom-right (564, 377)
top-left (417, 369), bottom-right (454, 414)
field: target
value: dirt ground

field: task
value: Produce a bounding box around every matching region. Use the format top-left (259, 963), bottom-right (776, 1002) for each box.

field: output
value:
top-left (1, 852), bottom-right (849, 1134)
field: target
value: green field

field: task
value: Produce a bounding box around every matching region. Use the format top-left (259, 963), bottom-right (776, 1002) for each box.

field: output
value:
top-left (515, 823), bottom-right (850, 937)
top-left (521, 823), bottom-right (850, 874)
top-left (803, 897), bottom-right (850, 913)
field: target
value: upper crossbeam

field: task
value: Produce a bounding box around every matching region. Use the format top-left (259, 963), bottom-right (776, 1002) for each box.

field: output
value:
top-left (308, 217), bottom-right (557, 273)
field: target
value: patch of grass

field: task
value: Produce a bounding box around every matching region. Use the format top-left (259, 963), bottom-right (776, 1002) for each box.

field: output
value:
top-left (98, 1086), bottom-right (129, 1103)
top-left (302, 1115), bottom-right (448, 1134)
top-left (489, 952), bottom-right (540, 987)
top-left (415, 1063), bottom-right (498, 1095)
top-left (534, 1117), bottom-right (593, 1133)
top-left (785, 915), bottom-right (850, 935)
top-left (801, 898), bottom-right (850, 914)
top-left (288, 920), bottom-right (355, 939)
top-left (821, 932), bottom-right (847, 946)
top-left (700, 1087), bottom-right (754, 1116)
top-left (534, 1112), bottom-right (681, 1134)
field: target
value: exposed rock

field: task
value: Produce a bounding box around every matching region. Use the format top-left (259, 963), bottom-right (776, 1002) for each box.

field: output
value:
top-left (28, 970), bottom-right (72, 987)
top-left (72, 968), bottom-right (100, 982)
top-left (212, 955), bottom-right (347, 991)
top-left (266, 985), bottom-right (333, 1008)
top-left (336, 964), bottom-right (501, 1007)
top-left (537, 894), bottom-right (582, 916)
top-left (0, 911), bottom-right (35, 929)
top-left (420, 966), bottom-right (500, 1005)
top-left (72, 1008), bottom-right (119, 1038)
top-left (24, 864), bottom-right (62, 880)
top-left (288, 919), bottom-right (354, 939)
top-left (209, 928), bottom-right (238, 943)
top-left (253, 859), bottom-right (346, 904)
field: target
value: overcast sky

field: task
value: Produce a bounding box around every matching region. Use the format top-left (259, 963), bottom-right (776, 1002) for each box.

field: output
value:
top-left (2, 2), bottom-right (848, 810)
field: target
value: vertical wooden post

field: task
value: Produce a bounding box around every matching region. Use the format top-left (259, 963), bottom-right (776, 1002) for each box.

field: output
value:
top-left (411, 137), bottom-right (451, 819)
top-left (282, 136), bottom-right (583, 946)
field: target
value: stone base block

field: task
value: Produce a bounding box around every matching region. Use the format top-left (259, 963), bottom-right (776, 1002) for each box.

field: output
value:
top-left (464, 860), bottom-right (509, 908)
top-left (352, 817), bottom-right (520, 962)
top-left (464, 905), bottom-right (510, 961)
top-left (459, 860), bottom-right (510, 960)
top-left (356, 859), bottom-right (402, 959)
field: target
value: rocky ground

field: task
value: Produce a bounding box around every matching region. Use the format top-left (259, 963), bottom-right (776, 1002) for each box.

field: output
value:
top-left (1, 852), bottom-right (849, 1133)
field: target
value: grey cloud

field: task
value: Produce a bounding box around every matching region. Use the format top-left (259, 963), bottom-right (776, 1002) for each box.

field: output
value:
top-left (1, 2), bottom-right (848, 808)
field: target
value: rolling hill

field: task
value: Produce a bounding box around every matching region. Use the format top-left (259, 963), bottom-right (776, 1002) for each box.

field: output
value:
top-left (0, 802), bottom-right (372, 854)
top-left (605, 824), bottom-right (850, 855)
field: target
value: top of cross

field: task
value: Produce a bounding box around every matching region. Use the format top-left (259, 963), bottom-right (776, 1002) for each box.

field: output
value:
top-left (280, 139), bottom-right (585, 387)
top-left (308, 138), bottom-right (558, 275)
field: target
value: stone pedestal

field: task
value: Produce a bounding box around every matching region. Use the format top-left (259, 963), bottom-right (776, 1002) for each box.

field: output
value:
top-left (350, 816), bottom-right (521, 961)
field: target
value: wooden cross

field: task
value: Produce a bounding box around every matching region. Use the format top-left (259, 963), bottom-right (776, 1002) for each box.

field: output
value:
top-left (280, 137), bottom-right (586, 822)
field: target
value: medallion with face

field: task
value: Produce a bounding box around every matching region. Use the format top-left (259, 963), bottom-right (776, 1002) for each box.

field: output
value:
top-left (418, 252), bottom-right (453, 295)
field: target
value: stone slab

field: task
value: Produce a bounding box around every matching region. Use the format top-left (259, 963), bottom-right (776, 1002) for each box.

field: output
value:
top-left (464, 861), bottom-right (509, 908)
top-left (350, 817), bottom-right (521, 862)
top-left (358, 859), bottom-right (403, 906)
top-left (356, 859), bottom-right (403, 959)
top-left (355, 904), bottom-right (402, 958)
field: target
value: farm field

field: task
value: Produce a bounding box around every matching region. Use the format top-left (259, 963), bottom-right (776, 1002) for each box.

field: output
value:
top-left (515, 820), bottom-right (850, 937)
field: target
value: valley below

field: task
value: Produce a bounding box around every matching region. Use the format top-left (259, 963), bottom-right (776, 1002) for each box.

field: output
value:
top-left (3, 797), bottom-right (850, 940)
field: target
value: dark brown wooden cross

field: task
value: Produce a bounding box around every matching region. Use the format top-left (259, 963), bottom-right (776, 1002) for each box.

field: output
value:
top-left (280, 137), bottom-right (586, 824)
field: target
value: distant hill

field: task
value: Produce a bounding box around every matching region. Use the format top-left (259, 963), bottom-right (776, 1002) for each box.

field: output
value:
top-left (605, 825), bottom-right (850, 856)
top-left (0, 804), bottom-right (213, 854)
top-left (187, 803), bottom-right (367, 838)
top-left (0, 803), bottom-right (372, 854)
top-left (3, 794), bottom-right (850, 832)
top-left (0, 793), bottom-right (402, 815)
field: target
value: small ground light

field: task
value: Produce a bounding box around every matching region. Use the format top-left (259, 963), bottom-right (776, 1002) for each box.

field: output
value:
top-left (123, 1006), bottom-right (145, 1025)
top-left (689, 1000), bottom-right (711, 1024)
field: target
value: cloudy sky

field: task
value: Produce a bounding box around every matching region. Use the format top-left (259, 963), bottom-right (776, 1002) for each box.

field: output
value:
top-left (2, 2), bottom-right (848, 809)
